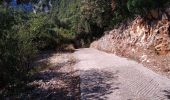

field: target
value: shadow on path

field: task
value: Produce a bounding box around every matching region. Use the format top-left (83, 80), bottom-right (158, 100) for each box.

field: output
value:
top-left (164, 90), bottom-right (170, 99)
top-left (23, 70), bottom-right (81, 100)
top-left (80, 69), bottom-right (120, 100)
top-left (1, 50), bottom-right (121, 100)
top-left (1, 51), bottom-right (80, 100)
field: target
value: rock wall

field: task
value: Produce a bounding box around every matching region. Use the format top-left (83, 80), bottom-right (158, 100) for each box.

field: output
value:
top-left (90, 9), bottom-right (170, 76)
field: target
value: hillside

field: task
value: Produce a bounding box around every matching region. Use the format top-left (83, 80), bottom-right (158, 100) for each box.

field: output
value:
top-left (91, 7), bottom-right (170, 77)
top-left (1, 0), bottom-right (170, 99)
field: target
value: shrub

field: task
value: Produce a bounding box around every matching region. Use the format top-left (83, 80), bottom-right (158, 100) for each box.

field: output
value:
top-left (126, 0), bottom-right (169, 16)
top-left (0, 9), bottom-right (37, 85)
top-left (0, 7), bottom-right (62, 86)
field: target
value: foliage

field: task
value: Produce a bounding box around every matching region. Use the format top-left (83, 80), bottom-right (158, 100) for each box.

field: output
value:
top-left (111, 0), bottom-right (130, 25)
top-left (0, 8), bottom-right (61, 85)
top-left (0, 9), bottom-right (37, 85)
top-left (126, 0), bottom-right (170, 15)
top-left (80, 0), bottom-right (113, 33)
top-left (53, 0), bottom-right (81, 37)
top-left (0, 0), bottom-right (169, 87)
top-left (81, 0), bottom-right (113, 28)
top-left (27, 13), bottom-right (59, 50)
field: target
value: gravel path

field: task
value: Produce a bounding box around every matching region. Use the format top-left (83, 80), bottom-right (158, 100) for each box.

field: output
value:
top-left (73, 48), bottom-right (170, 100)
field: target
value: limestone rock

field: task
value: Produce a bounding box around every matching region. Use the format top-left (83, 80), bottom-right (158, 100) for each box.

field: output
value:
top-left (90, 10), bottom-right (170, 73)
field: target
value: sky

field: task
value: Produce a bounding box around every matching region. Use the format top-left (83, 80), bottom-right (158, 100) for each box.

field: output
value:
top-left (10, 0), bottom-right (33, 12)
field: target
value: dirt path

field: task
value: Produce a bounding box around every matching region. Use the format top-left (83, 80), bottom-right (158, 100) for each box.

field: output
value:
top-left (3, 48), bottom-right (170, 100)
top-left (73, 48), bottom-right (170, 100)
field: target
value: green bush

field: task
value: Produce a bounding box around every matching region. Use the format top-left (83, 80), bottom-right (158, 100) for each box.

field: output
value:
top-left (1, 0), bottom-right (169, 86)
top-left (0, 9), bottom-right (61, 85)
top-left (0, 10), bottom-right (37, 85)
top-left (126, 0), bottom-right (169, 16)
top-left (27, 13), bottom-right (60, 50)
top-left (80, 0), bottom-right (113, 30)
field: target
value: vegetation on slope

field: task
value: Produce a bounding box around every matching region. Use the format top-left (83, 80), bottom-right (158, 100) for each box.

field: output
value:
top-left (0, 0), bottom-right (169, 93)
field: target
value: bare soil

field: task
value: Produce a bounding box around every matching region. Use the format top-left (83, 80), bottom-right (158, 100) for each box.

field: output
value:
top-left (1, 48), bottom-right (170, 100)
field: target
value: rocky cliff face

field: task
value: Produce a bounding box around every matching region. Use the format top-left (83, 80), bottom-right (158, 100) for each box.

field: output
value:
top-left (91, 8), bottom-right (170, 76)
